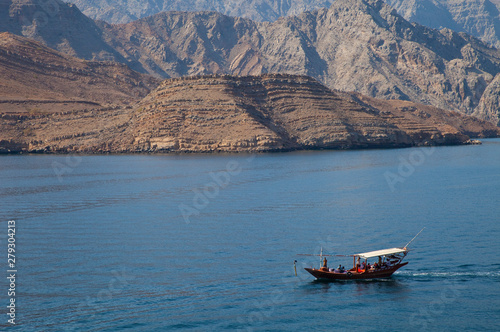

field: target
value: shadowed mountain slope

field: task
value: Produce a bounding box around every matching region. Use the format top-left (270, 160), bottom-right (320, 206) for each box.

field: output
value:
top-left (0, 0), bottom-right (121, 60)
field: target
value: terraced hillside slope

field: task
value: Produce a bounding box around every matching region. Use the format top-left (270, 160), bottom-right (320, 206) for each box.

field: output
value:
top-left (1, 74), bottom-right (497, 153)
top-left (0, 32), bottom-right (159, 114)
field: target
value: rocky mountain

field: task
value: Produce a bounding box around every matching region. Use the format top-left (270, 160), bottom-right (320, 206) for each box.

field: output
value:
top-left (2, 0), bottom-right (499, 124)
top-left (1, 74), bottom-right (497, 153)
top-left (65, 0), bottom-right (500, 49)
top-left (384, 0), bottom-right (500, 48)
top-left (99, 0), bottom-right (500, 124)
top-left (62, 0), bottom-right (334, 24)
top-left (0, 32), bottom-right (159, 113)
top-left (0, 0), bottom-right (121, 60)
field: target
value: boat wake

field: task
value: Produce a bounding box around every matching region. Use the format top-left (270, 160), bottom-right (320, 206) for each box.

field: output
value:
top-left (394, 270), bottom-right (500, 279)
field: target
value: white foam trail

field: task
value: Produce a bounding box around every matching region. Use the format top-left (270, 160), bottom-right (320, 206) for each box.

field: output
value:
top-left (395, 271), bottom-right (500, 278)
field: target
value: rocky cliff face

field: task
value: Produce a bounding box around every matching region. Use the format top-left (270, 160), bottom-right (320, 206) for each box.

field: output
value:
top-left (384, 0), bottom-right (500, 48)
top-left (474, 73), bottom-right (500, 125)
top-left (100, 0), bottom-right (500, 123)
top-left (1, 74), bottom-right (497, 154)
top-left (0, 32), bottom-right (159, 113)
top-left (62, 0), bottom-right (334, 24)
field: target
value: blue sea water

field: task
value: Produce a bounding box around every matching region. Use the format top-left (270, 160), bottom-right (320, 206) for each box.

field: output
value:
top-left (1, 140), bottom-right (500, 331)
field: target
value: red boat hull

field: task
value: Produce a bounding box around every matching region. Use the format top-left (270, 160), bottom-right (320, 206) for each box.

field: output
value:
top-left (304, 262), bottom-right (408, 280)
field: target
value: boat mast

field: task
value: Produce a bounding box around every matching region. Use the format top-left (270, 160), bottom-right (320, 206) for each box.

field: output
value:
top-left (404, 227), bottom-right (425, 249)
top-left (320, 247), bottom-right (323, 268)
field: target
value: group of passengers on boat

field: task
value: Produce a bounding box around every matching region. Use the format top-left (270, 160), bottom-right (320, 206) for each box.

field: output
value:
top-left (322, 255), bottom-right (401, 274)
top-left (352, 260), bottom-right (393, 273)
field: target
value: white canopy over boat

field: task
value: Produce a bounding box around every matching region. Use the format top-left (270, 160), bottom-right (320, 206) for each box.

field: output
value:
top-left (355, 247), bottom-right (407, 259)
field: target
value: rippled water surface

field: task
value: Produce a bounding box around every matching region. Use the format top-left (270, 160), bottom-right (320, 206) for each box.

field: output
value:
top-left (1, 140), bottom-right (500, 331)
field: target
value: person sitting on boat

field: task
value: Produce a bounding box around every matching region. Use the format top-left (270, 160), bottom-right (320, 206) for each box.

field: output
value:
top-left (373, 262), bottom-right (379, 270)
top-left (337, 264), bottom-right (344, 273)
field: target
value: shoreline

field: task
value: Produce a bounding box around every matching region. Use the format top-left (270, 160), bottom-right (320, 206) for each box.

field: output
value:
top-left (0, 138), bottom-right (491, 155)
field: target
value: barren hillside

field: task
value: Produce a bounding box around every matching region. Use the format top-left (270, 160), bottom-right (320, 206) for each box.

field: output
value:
top-left (1, 74), bottom-right (497, 154)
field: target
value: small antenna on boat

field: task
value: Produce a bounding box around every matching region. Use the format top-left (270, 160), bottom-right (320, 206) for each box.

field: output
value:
top-left (404, 227), bottom-right (425, 249)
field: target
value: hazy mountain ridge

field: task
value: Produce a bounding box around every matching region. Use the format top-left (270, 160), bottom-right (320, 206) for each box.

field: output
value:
top-left (62, 0), bottom-right (334, 23)
top-left (64, 0), bottom-right (500, 51)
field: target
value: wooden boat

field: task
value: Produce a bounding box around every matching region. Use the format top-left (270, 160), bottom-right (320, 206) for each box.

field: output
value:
top-left (304, 247), bottom-right (409, 280)
top-left (300, 228), bottom-right (424, 281)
